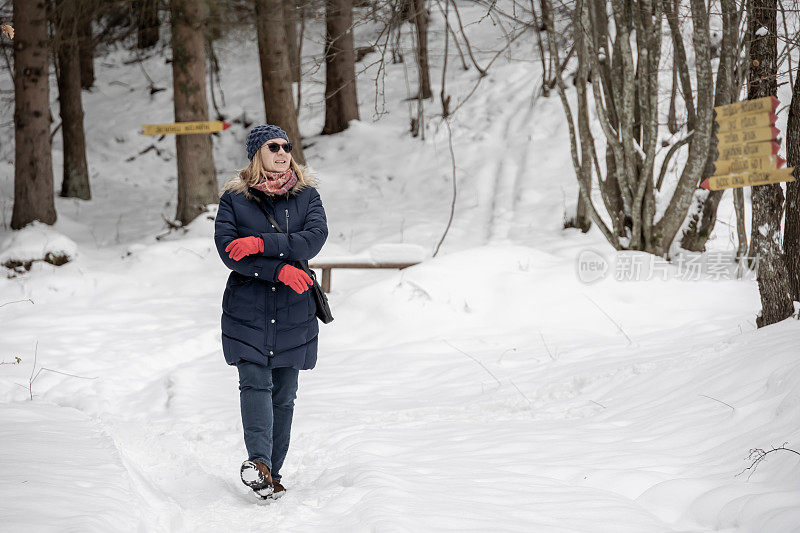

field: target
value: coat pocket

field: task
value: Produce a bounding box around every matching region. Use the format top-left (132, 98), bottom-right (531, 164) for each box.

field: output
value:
top-left (224, 278), bottom-right (257, 322)
top-left (284, 286), bottom-right (313, 325)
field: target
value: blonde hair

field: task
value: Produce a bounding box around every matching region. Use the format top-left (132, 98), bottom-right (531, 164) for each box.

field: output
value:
top-left (220, 149), bottom-right (318, 199)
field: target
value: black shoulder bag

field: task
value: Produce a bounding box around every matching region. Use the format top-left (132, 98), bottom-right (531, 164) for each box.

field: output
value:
top-left (254, 197), bottom-right (334, 324)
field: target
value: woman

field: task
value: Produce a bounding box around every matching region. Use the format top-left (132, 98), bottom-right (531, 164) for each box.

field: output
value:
top-left (214, 124), bottom-right (328, 501)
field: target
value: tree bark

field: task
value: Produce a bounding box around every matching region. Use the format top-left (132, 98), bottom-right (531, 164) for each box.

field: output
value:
top-left (78, 8), bottom-right (94, 89)
top-left (411, 0), bottom-right (432, 99)
top-left (137, 0), bottom-right (160, 50)
top-left (284, 0), bottom-right (300, 83)
top-left (55, 0), bottom-right (91, 200)
top-left (11, 0), bottom-right (56, 229)
top-left (321, 0), bottom-right (359, 135)
top-left (255, 0), bottom-right (306, 164)
top-left (747, 0), bottom-right (793, 326)
top-left (169, 0), bottom-right (218, 225)
top-left (784, 44), bottom-right (800, 301)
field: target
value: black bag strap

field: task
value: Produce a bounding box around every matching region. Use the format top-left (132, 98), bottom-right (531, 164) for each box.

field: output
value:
top-left (252, 192), bottom-right (317, 279)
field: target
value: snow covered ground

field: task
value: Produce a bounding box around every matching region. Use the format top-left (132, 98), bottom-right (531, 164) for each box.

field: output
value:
top-left (1, 2), bottom-right (799, 531)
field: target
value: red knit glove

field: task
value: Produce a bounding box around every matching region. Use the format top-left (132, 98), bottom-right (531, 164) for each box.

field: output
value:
top-left (225, 236), bottom-right (264, 261)
top-left (278, 264), bottom-right (313, 294)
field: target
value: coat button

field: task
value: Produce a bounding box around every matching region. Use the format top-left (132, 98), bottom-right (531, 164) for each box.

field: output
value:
top-left (272, 287), bottom-right (276, 291)
top-left (271, 319), bottom-right (276, 323)
top-left (254, 272), bottom-right (259, 277)
top-left (269, 350), bottom-right (274, 355)
top-left (279, 253), bottom-right (284, 257)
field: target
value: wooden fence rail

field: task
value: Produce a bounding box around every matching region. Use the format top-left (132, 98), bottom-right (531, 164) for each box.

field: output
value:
top-left (308, 261), bottom-right (421, 293)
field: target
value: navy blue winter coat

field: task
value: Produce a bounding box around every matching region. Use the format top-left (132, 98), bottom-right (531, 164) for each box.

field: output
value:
top-left (214, 179), bottom-right (328, 370)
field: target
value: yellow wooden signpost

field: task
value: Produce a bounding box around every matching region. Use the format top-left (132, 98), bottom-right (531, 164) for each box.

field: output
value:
top-left (717, 126), bottom-right (779, 147)
top-left (714, 155), bottom-right (785, 175)
top-left (700, 168), bottom-right (795, 191)
top-left (140, 120), bottom-right (231, 136)
top-left (718, 140), bottom-right (779, 161)
top-left (714, 95), bottom-right (778, 118)
top-left (715, 111), bottom-right (777, 133)
top-left (704, 96), bottom-right (794, 191)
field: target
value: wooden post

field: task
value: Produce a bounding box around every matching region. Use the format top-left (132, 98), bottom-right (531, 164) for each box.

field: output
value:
top-left (322, 268), bottom-right (331, 293)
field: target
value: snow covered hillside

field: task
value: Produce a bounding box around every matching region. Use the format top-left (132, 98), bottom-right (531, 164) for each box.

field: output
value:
top-left (1, 1), bottom-right (799, 531)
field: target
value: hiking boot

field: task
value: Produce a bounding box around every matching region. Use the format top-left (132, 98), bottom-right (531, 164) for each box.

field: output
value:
top-left (240, 460), bottom-right (273, 497)
top-left (255, 478), bottom-right (285, 500)
top-left (271, 479), bottom-right (286, 499)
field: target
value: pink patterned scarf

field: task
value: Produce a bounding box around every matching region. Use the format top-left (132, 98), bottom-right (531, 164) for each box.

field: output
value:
top-left (253, 168), bottom-right (297, 196)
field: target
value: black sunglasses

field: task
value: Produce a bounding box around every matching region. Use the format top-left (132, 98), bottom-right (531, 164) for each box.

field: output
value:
top-left (266, 142), bottom-right (292, 153)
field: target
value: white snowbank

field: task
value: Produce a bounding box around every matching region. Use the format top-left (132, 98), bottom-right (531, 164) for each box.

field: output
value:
top-left (0, 222), bottom-right (77, 266)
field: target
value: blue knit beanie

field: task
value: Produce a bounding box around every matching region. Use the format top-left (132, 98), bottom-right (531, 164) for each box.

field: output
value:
top-left (246, 124), bottom-right (290, 161)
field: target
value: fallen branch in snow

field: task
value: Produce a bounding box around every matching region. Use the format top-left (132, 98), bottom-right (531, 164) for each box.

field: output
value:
top-left (739, 444), bottom-right (800, 480)
top-left (0, 298), bottom-right (34, 308)
top-left (155, 215), bottom-right (187, 241)
top-left (698, 393), bottom-right (735, 411)
top-left (582, 294), bottom-right (634, 346)
top-left (445, 340), bottom-right (536, 409)
top-left (177, 247), bottom-right (207, 259)
top-left (539, 330), bottom-right (558, 360)
top-left (23, 341), bottom-right (97, 400)
top-left (509, 379), bottom-right (533, 409)
top-left (443, 339), bottom-right (502, 387)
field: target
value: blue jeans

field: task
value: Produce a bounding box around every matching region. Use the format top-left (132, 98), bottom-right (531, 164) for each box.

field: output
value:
top-left (236, 361), bottom-right (299, 482)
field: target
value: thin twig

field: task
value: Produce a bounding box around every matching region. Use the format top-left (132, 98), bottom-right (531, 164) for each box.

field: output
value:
top-left (583, 294), bottom-right (633, 345)
top-left (738, 444), bottom-right (800, 480)
top-left (28, 340), bottom-right (38, 400)
top-left (539, 330), bottom-right (557, 360)
top-left (444, 339), bottom-right (502, 386)
top-left (699, 393), bottom-right (735, 411)
top-left (433, 118), bottom-right (457, 257)
top-left (509, 379), bottom-right (533, 408)
top-left (40, 367), bottom-right (97, 380)
top-left (0, 298), bottom-right (34, 308)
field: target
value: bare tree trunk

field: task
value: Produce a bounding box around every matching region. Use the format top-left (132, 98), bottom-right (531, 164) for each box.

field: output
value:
top-left (565, 193), bottom-right (591, 232)
top-left (137, 0), bottom-right (160, 50)
top-left (544, 0), bottom-right (617, 247)
top-left (78, 8), bottom-right (94, 89)
top-left (411, 0), bottom-right (432, 99)
top-left (255, 0), bottom-right (306, 164)
top-left (680, 0), bottom-right (738, 251)
top-left (284, 0), bottom-right (300, 83)
top-left (55, 0), bottom-right (91, 200)
top-left (733, 187), bottom-right (747, 259)
top-left (170, 0), bottom-right (217, 225)
top-left (748, 0), bottom-right (793, 326)
top-left (321, 0), bottom-right (359, 134)
top-left (11, 0), bottom-right (56, 229)
top-left (652, 0), bottom-right (714, 256)
top-left (784, 44), bottom-right (800, 301)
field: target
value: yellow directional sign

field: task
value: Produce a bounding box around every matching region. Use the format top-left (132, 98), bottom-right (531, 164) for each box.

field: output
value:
top-left (717, 126), bottom-right (779, 147)
top-left (714, 96), bottom-right (778, 118)
top-left (714, 154), bottom-right (785, 175)
top-left (141, 120), bottom-right (231, 135)
top-left (716, 112), bottom-right (777, 133)
top-left (700, 168), bottom-right (795, 191)
top-left (718, 140), bottom-right (779, 162)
